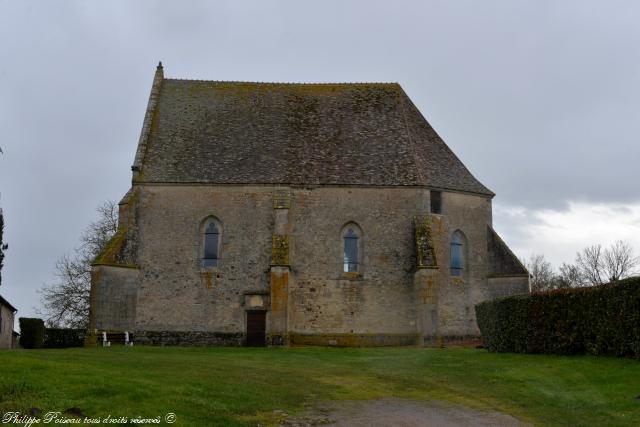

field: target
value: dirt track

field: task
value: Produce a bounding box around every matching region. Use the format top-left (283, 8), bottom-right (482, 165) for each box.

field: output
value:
top-left (282, 398), bottom-right (528, 427)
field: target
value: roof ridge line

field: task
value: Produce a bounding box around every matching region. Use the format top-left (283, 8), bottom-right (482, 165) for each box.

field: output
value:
top-left (163, 78), bottom-right (401, 86)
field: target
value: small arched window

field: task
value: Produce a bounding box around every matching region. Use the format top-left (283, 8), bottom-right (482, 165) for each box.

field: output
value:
top-left (450, 230), bottom-right (465, 276)
top-left (342, 223), bottom-right (362, 273)
top-left (202, 218), bottom-right (221, 267)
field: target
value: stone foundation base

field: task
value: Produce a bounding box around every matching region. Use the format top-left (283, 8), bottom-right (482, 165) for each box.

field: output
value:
top-left (266, 333), bottom-right (288, 346)
top-left (121, 331), bottom-right (482, 348)
top-left (422, 335), bottom-right (482, 348)
top-left (134, 330), bottom-right (245, 346)
top-left (290, 333), bottom-right (420, 347)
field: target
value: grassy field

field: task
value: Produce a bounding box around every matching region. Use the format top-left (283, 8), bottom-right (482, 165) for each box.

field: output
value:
top-left (0, 346), bottom-right (638, 426)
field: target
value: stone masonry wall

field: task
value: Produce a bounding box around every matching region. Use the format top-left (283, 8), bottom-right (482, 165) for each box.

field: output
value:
top-left (92, 265), bottom-right (139, 331)
top-left (134, 185), bottom-right (273, 332)
top-left (486, 276), bottom-right (530, 299)
top-left (288, 187), bottom-right (429, 336)
top-left (94, 183), bottom-right (526, 344)
top-left (425, 191), bottom-right (494, 337)
top-left (0, 304), bottom-right (15, 348)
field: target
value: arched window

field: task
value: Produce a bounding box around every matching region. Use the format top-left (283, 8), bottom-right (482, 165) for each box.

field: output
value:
top-left (341, 223), bottom-right (362, 273)
top-left (202, 218), bottom-right (221, 267)
top-left (450, 230), bottom-right (465, 276)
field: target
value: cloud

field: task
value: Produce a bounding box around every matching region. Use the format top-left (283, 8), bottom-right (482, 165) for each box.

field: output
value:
top-left (494, 201), bottom-right (640, 268)
top-left (1, 1), bottom-right (639, 319)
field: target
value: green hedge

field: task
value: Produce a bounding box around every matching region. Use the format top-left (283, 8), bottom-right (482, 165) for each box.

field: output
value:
top-left (18, 318), bottom-right (45, 349)
top-left (476, 276), bottom-right (640, 358)
top-left (44, 328), bottom-right (85, 348)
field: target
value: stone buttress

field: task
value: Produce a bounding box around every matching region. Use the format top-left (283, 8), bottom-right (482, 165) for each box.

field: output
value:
top-left (268, 190), bottom-right (292, 345)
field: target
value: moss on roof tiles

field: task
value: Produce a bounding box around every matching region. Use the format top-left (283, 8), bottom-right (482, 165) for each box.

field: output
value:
top-left (137, 79), bottom-right (492, 196)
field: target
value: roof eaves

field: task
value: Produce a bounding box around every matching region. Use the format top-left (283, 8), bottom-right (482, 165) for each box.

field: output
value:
top-left (134, 180), bottom-right (496, 197)
top-left (0, 294), bottom-right (18, 312)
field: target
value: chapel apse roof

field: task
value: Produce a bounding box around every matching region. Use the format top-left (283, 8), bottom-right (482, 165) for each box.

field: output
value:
top-left (135, 69), bottom-right (493, 196)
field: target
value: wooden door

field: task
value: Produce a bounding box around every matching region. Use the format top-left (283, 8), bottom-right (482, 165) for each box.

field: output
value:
top-left (246, 311), bottom-right (266, 347)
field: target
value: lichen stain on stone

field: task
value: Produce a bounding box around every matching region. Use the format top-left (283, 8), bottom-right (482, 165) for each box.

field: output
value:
top-left (273, 190), bottom-right (291, 209)
top-left (201, 271), bottom-right (214, 289)
top-left (430, 215), bottom-right (446, 265)
top-left (271, 271), bottom-right (288, 312)
top-left (414, 215), bottom-right (437, 268)
top-left (342, 271), bottom-right (362, 280)
top-left (377, 253), bottom-right (390, 263)
top-left (419, 277), bottom-right (437, 304)
top-left (271, 234), bottom-right (290, 266)
top-left (93, 190), bottom-right (140, 268)
top-left (93, 230), bottom-right (127, 265)
top-left (450, 277), bottom-right (464, 287)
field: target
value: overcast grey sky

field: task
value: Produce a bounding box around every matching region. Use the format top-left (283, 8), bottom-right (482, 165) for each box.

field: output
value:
top-left (1, 1), bottom-right (639, 319)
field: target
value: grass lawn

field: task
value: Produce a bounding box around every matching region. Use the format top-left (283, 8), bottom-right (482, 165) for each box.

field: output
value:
top-left (0, 346), bottom-right (638, 426)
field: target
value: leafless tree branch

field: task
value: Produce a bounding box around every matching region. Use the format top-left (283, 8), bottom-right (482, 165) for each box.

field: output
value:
top-left (38, 201), bottom-right (117, 328)
top-left (526, 254), bottom-right (556, 292)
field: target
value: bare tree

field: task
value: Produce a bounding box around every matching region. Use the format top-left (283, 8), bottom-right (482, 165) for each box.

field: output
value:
top-left (38, 201), bottom-right (118, 328)
top-left (0, 207), bottom-right (7, 287)
top-left (603, 240), bottom-right (638, 282)
top-left (576, 244), bottom-right (606, 286)
top-left (0, 149), bottom-right (6, 286)
top-left (575, 241), bottom-right (638, 286)
top-left (556, 262), bottom-right (582, 288)
top-left (81, 201), bottom-right (118, 258)
top-left (526, 254), bottom-right (555, 292)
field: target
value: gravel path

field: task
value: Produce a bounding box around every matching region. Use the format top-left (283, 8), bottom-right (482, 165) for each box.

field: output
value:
top-left (281, 398), bottom-right (528, 427)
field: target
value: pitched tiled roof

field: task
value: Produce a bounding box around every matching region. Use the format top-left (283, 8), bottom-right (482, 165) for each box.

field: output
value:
top-left (134, 71), bottom-right (493, 196)
top-left (487, 226), bottom-right (529, 277)
top-left (0, 294), bottom-right (17, 312)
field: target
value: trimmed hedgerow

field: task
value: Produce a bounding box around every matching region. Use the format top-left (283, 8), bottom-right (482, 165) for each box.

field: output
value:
top-left (18, 318), bottom-right (45, 349)
top-left (476, 276), bottom-right (640, 358)
top-left (44, 328), bottom-right (85, 348)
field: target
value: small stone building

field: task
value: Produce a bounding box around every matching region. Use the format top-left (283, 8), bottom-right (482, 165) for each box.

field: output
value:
top-left (0, 295), bottom-right (17, 349)
top-left (88, 63), bottom-right (528, 347)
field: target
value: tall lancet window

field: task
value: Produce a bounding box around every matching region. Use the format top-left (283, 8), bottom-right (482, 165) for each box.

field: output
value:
top-left (342, 224), bottom-right (362, 273)
top-left (450, 230), bottom-right (465, 276)
top-left (202, 219), bottom-right (221, 267)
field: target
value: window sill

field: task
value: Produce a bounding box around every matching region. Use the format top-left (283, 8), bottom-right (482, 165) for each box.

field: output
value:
top-left (341, 272), bottom-right (363, 280)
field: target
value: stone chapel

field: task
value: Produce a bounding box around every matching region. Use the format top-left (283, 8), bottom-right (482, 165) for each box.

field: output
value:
top-left (88, 63), bottom-right (529, 347)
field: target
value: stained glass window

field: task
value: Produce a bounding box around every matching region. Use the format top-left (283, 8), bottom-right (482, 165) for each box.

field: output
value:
top-left (203, 221), bottom-right (220, 267)
top-left (343, 228), bottom-right (359, 272)
top-left (450, 231), bottom-right (464, 276)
